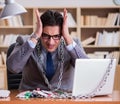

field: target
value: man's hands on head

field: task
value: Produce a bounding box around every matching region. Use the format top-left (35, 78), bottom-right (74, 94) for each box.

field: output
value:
top-left (62, 8), bottom-right (73, 45)
top-left (30, 9), bottom-right (43, 44)
top-left (34, 9), bottom-right (43, 38)
top-left (30, 8), bottom-right (73, 45)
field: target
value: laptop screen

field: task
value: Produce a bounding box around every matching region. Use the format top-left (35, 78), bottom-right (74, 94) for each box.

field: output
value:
top-left (72, 59), bottom-right (116, 97)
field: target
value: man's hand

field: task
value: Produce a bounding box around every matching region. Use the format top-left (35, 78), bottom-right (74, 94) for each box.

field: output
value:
top-left (34, 9), bottom-right (43, 38)
top-left (62, 8), bottom-right (73, 45)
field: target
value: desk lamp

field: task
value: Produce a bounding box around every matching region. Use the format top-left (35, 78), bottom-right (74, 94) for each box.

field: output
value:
top-left (0, 0), bottom-right (27, 19)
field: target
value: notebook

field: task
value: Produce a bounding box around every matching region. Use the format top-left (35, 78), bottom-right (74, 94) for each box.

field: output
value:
top-left (72, 59), bottom-right (116, 97)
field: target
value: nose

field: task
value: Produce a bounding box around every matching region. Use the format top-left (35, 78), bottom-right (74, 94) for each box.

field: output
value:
top-left (48, 37), bottom-right (55, 44)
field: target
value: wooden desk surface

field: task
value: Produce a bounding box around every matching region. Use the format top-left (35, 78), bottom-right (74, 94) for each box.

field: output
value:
top-left (0, 90), bottom-right (120, 104)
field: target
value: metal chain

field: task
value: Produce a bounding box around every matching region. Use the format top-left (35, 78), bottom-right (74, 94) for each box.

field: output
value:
top-left (50, 58), bottom-right (115, 99)
top-left (53, 38), bottom-right (64, 91)
top-left (36, 41), bottom-right (52, 89)
top-left (30, 40), bottom-right (115, 99)
top-left (36, 39), bottom-right (64, 91)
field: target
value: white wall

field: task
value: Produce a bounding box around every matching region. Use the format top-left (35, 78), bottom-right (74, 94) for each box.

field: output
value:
top-left (16, 0), bottom-right (118, 7)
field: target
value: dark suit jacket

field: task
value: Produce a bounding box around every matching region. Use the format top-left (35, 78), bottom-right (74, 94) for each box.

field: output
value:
top-left (6, 36), bottom-right (88, 91)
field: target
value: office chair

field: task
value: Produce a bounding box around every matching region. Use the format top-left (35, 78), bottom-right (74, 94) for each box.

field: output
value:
top-left (7, 43), bottom-right (22, 90)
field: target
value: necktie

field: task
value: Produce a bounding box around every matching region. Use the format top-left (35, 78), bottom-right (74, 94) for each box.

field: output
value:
top-left (46, 52), bottom-right (54, 81)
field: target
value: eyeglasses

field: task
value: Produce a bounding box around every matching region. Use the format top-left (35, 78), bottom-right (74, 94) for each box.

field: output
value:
top-left (42, 33), bottom-right (61, 40)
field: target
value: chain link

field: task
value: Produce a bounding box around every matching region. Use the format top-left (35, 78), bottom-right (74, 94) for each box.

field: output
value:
top-left (51, 58), bottom-right (115, 99)
top-left (36, 39), bottom-right (64, 91)
top-left (53, 39), bottom-right (64, 91)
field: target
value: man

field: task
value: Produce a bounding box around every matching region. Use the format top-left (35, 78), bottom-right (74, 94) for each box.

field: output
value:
top-left (6, 9), bottom-right (88, 91)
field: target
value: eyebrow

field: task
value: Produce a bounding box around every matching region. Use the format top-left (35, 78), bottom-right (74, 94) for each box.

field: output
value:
top-left (42, 32), bottom-right (61, 36)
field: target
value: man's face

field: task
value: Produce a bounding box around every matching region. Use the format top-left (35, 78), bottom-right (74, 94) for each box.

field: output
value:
top-left (40, 26), bottom-right (61, 52)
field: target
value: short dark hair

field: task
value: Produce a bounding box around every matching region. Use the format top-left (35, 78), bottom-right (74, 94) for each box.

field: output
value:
top-left (40, 10), bottom-right (63, 29)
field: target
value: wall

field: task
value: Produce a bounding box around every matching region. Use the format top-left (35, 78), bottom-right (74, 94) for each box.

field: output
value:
top-left (16, 0), bottom-right (118, 7)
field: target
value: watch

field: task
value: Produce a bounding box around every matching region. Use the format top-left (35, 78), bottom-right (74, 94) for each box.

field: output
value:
top-left (31, 33), bottom-right (39, 41)
top-left (113, 0), bottom-right (120, 5)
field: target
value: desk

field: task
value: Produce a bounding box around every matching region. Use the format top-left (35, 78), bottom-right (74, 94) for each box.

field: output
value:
top-left (0, 90), bottom-right (120, 104)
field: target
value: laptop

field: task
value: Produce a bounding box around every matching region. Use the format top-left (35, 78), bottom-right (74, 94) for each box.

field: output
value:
top-left (72, 59), bottom-right (116, 97)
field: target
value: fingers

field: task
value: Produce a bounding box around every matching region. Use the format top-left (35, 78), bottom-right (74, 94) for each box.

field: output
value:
top-left (62, 8), bottom-right (69, 37)
top-left (35, 9), bottom-right (40, 22)
top-left (34, 9), bottom-right (43, 36)
top-left (63, 8), bottom-right (67, 21)
top-left (35, 9), bottom-right (42, 26)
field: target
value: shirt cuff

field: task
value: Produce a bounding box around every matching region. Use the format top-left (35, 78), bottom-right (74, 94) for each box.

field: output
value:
top-left (27, 39), bottom-right (36, 48)
top-left (66, 41), bottom-right (76, 51)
